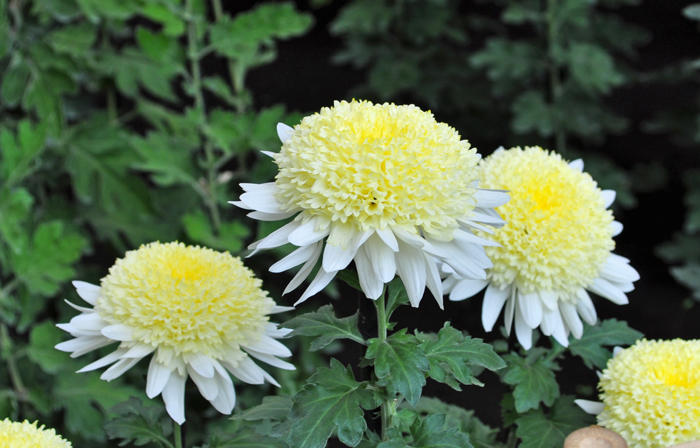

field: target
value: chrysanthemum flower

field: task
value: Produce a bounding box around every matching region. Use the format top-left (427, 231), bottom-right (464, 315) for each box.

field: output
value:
top-left (0, 419), bottom-right (72, 448)
top-left (445, 147), bottom-right (639, 349)
top-left (55, 242), bottom-right (294, 424)
top-left (576, 339), bottom-right (700, 448)
top-left (233, 100), bottom-right (508, 308)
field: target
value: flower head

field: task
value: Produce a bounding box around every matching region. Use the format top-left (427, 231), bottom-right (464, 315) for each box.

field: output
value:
top-left (582, 339), bottom-right (700, 448)
top-left (234, 100), bottom-right (508, 307)
top-left (0, 419), bottom-right (72, 448)
top-left (445, 147), bottom-right (639, 349)
top-left (56, 242), bottom-right (294, 424)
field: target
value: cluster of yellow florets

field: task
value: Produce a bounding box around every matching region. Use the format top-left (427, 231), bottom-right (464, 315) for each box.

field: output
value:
top-left (97, 242), bottom-right (275, 360)
top-left (273, 100), bottom-right (480, 239)
top-left (598, 339), bottom-right (700, 448)
top-left (0, 419), bottom-right (71, 448)
top-left (478, 147), bottom-right (614, 296)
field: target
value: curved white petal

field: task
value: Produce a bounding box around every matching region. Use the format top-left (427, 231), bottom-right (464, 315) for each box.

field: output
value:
top-left (147, 357), bottom-right (173, 398)
top-left (223, 356), bottom-right (265, 385)
top-left (587, 277), bottom-right (629, 305)
top-left (185, 352), bottom-right (217, 378)
top-left (269, 305), bottom-right (295, 314)
top-left (248, 210), bottom-right (298, 221)
top-left (77, 348), bottom-right (128, 373)
top-left (239, 183), bottom-right (286, 214)
top-left (504, 289), bottom-right (516, 336)
top-left (209, 373), bottom-right (236, 415)
top-left (56, 322), bottom-right (102, 338)
top-left (277, 122), bottom-right (294, 143)
top-left (514, 299), bottom-right (533, 350)
top-left (355, 245), bottom-right (384, 300)
top-left (575, 399), bottom-right (605, 415)
top-left (296, 267), bottom-right (337, 305)
top-left (474, 189), bottom-right (510, 208)
top-left (322, 227), bottom-right (372, 273)
top-left (449, 278), bottom-right (488, 302)
top-left (288, 217), bottom-right (331, 247)
top-left (452, 228), bottom-right (500, 247)
top-left (540, 307), bottom-right (557, 336)
top-left (123, 343), bottom-right (156, 359)
top-left (395, 239), bottom-right (427, 307)
top-left (242, 334), bottom-right (292, 358)
top-left (424, 253), bottom-right (443, 309)
top-left (56, 336), bottom-right (114, 358)
top-left (559, 302), bottom-right (583, 339)
top-left (611, 221), bottom-right (623, 236)
top-left (265, 322), bottom-right (292, 339)
top-left (442, 275), bottom-right (458, 295)
top-left (283, 241), bottom-right (323, 294)
top-left (482, 283), bottom-right (512, 332)
top-left (64, 300), bottom-right (94, 314)
top-left (245, 349), bottom-right (296, 370)
top-left (364, 233), bottom-right (397, 283)
top-left (187, 365), bottom-right (219, 401)
top-left (517, 291), bottom-right (543, 328)
top-left (549, 308), bottom-right (569, 347)
top-left (101, 356), bottom-right (141, 381)
top-left (427, 238), bottom-right (487, 280)
top-left (249, 220), bottom-right (301, 255)
top-left (569, 159), bottom-right (584, 172)
top-left (101, 324), bottom-right (134, 342)
top-left (376, 228), bottom-right (399, 252)
top-left (600, 255), bottom-right (640, 283)
top-left (537, 290), bottom-right (559, 311)
top-left (162, 372), bottom-right (187, 424)
top-left (72, 281), bottom-right (101, 306)
top-left (71, 312), bottom-right (107, 332)
top-left (601, 190), bottom-right (616, 209)
top-left (270, 243), bottom-right (319, 273)
top-left (575, 288), bottom-right (597, 325)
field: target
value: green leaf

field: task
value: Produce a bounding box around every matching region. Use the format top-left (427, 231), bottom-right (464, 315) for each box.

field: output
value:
top-left (568, 319), bottom-right (643, 369)
top-left (204, 428), bottom-right (286, 448)
top-left (515, 396), bottom-right (594, 448)
top-left (11, 221), bottom-right (86, 297)
top-left (288, 359), bottom-right (380, 448)
top-left (386, 277), bottom-right (410, 318)
top-left (48, 22), bottom-right (97, 57)
top-left (141, 3), bottom-right (185, 36)
top-left (103, 397), bottom-right (172, 448)
top-left (0, 188), bottom-right (33, 254)
top-left (379, 414), bottom-right (472, 448)
top-left (417, 323), bottom-right (505, 390)
top-left (670, 263), bottom-right (700, 301)
top-left (131, 131), bottom-right (199, 187)
top-left (0, 62), bottom-right (30, 107)
top-left (282, 305), bottom-right (365, 351)
top-left (366, 329), bottom-right (429, 406)
top-left (0, 120), bottom-right (47, 187)
top-left (75, 0), bottom-right (137, 20)
top-left (27, 321), bottom-right (68, 375)
top-left (234, 395), bottom-right (293, 422)
top-left (511, 91), bottom-right (554, 137)
top-left (182, 210), bottom-right (250, 253)
top-left (136, 27), bottom-right (184, 64)
top-left (502, 352), bottom-right (559, 413)
top-left (568, 43), bottom-right (624, 94)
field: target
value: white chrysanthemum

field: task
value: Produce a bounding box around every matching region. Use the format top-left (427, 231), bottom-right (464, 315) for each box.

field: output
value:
top-left (0, 419), bottom-right (71, 448)
top-left (232, 100), bottom-right (508, 308)
top-left (55, 242), bottom-right (294, 424)
top-left (576, 340), bottom-right (700, 448)
top-left (445, 147), bottom-right (639, 349)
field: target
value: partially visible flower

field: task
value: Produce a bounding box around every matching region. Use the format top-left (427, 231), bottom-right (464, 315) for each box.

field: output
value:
top-left (445, 147), bottom-right (638, 349)
top-left (0, 419), bottom-right (72, 448)
top-left (233, 100), bottom-right (508, 308)
top-left (56, 242), bottom-right (294, 424)
top-left (576, 339), bottom-right (700, 448)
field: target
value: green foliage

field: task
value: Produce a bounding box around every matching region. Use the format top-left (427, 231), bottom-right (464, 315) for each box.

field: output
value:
top-left (378, 414), bottom-right (473, 448)
top-left (282, 305), bottom-right (366, 351)
top-left (514, 396), bottom-right (595, 448)
top-left (567, 319), bottom-right (644, 369)
top-left (501, 349), bottom-right (560, 413)
top-left (103, 397), bottom-right (173, 447)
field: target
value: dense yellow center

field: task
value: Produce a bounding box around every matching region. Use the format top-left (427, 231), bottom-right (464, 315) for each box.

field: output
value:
top-left (0, 420), bottom-right (71, 448)
top-left (598, 339), bottom-right (700, 448)
top-left (274, 100), bottom-right (480, 238)
top-left (97, 242), bottom-right (274, 358)
top-left (478, 147), bottom-right (614, 296)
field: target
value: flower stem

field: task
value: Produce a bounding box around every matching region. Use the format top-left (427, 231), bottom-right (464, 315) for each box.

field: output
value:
top-left (173, 421), bottom-right (183, 448)
top-left (374, 291), bottom-right (393, 440)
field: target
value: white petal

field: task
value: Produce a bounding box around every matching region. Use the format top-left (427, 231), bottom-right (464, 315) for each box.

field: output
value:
top-left (56, 336), bottom-right (114, 357)
top-left (260, 369), bottom-right (281, 387)
top-left (424, 253), bottom-right (443, 309)
top-left (187, 365), bottom-right (219, 400)
top-left (269, 305), bottom-right (295, 314)
top-left (184, 352), bottom-right (216, 378)
top-left (249, 220), bottom-right (301, 255)
top-left (223, 356), bottom-right (265, 384)
top-left (72, 281), bottom-right (101, 305)
top-left (295, 268), bottom-right (336, 305)
top-left (449, 278), bottom-right (488, 302)
top-left (569, 159), bottom-right (584, 171)
top-left (283, 241), bottom-right (323, 294)
top-left (504, 288), bottom-right (515, 336)
top-left (242, 334), bottom-right (292, 358)
top-left (101, 356), bottom-right (141, 381)
top-left (474, 189), bottom-right (510, 208)
top-left (162, 372), bottom-right (187, 424)
top-left (517, 291), bottom-right (543, 328)
top-left (460, 211), bottom-right (505, 226)
top-left (322, 227), bottom-right (372, 273)
top-left (64, 299), bottom-right (94, 314)
top-left (442, 275), bottom-right (458, 295)
top-left (514, 299), bottom-right (533, 350)
top-left (230, 200), bottom-right (252, 210)
top-left (613, 346), bottom-right (624, 357)
top-left (209, 373), bottom-right (236, 414)
top-left (395, 239), bottom-right (427, 307)
top-left (288, 217), bottom-right (331, 247)
top-left (77, 348), bottom-right (127, 372)
top-left (265, 322), bottom-right (292, 339)
top-left (452, 228), bottom-right (500, 247)
top-left (587, 277), bottom-right (629, 305)
top-left (71, 312), bottom-right (107, 332)
top-left (56, 322), bottom-right (101, 338)
top-left (239, 183), bottom-right (286, 214)
top-left (355, 245), bottom-right (384, 300)
top-left (101, 324), bottom-right (134, 342)
top-left (277, 122), bottom-right (294, 143)
top-left (248, 210), bottom-right (297, 221)
top-left (364, 233), bottom-right (397, 283)
top-left (611, 221), bottom-right (623, 236)
top-left (600, 255), bottom-right (640, 283)
top-left (482, 283), bottom-right (511, 332)
top-left (575, 288), bottom-right (598, 325)
top-left (427, 238), bottom-right (487, 280)
top-left (260, 150), bottom-right (275, 158)
top-left (540, 307), bottom-right (557, 336)
top-left (548, 308), bottom-right (569, 347)
top-left (537, 290), bottom-right (559, 310)
top-left (575, 399), bottom-right (605, 415)
top-left (560, 302), bottom-right (584, 339)
top-left (601, 190), bottom-right (616, 209)
top-left (270, 244), bottom-right (319, 273)
top-left (123, 343), bottom-right (156, 358)
top-left (147, 357), bottom-right (173, 398)
top-left (245, 349), bottom-right (296, 370)
top-left (376, 228), bottom-right (399, 252)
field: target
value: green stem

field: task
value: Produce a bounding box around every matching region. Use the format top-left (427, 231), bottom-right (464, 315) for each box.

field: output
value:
top-left (374, 291), bottom-right (393, 440)
top-left (1, 324), bottom-right (27, 400)
top-left (186, 0), bottom-right (221, 233)
top-left (173, 421), bottom-right (183, 448)
top-left (547, 0), bottom-right (566, 155)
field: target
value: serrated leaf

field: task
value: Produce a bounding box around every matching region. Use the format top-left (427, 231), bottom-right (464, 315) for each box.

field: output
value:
top-left (0, 188), bottom-right (34, 254)
top-left (502, 353), bottom-right (559, 413)
top-left (103, 397), bottom-right (172, 447)
top-left (398, 414), bottom-right (472, 448)
top-left (282, 305), bottom-right (365, 351)
top-left (568, 43), bottom-right (624, 94)
top-left (515, 396), bottom-right (594, 448)
top-left (136, 27), bottom-right (184, 64)
top-left (511, 91), bottom-right (554, 137)
top-left (0, 120), bottom-right (46, 187)
top-left (568, 319), bottom-right (643, 369)
top-left (27, 321), bottom-right (68, 374)
top-left (0, 62), bottom-right (30, 107)
top-left (141, 3), bottom-right (185, 36)
top-left (418, 323), bottom-right (505, 390)
top-left (234, 395), bottom-right (293, 422)
top-left (366, 330), bottom-right (429, 406)
top-left (288, 359), bottom-right (380, 448)
top-left (131, 130), bottom-right (198, 187)
top-left (11, 220), bottom-right (86, 297)
top-left (48, 22), bottom-right (97, 57)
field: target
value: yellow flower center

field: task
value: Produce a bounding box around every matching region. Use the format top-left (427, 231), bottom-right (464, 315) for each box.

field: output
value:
top-left (274, 100), bottom-right (480, 238)
top-left (478, 147), bottom-right (614, 296)
top-left (0, 420), bottom-right (72, 448)
top-left (97, 242), bottom-right (274, 359)
top-left (598, 339), bottom-right (700, 448)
